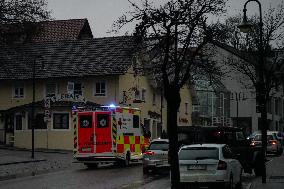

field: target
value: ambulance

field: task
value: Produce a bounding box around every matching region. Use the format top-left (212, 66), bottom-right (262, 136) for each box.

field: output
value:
top-left (73, 105), bottom-right (146, 167)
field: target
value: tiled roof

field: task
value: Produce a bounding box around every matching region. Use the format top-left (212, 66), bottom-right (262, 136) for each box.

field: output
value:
top-left (0, 36), bottom-right (137, 80)
top-left (30, 19), bottom-right (93, 42)
top-left (1, 19), bottom-right (93, 42)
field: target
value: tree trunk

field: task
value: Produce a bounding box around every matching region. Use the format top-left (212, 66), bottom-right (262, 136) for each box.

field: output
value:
top-left (165, 88), bottom-right (181, 189)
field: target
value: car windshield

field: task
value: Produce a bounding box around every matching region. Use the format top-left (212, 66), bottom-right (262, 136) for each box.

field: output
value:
top-left (179, 147), bottom-right (219, 160)
top-left (254, 134), bottom-right (274, 141)
top-left (149, 141), bottom-right (169, 151)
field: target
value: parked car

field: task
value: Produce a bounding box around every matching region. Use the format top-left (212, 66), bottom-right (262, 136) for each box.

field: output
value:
top-left (177, 126), bottom-right (262, 176)
top-left (142, 139), bottom-right (169, 173)
top-left (251, 133), bottom-right (283, 155)
top-left (178, 144), bottom-right (242, 189)
top-left (268, 131), bottom-right (284, 145)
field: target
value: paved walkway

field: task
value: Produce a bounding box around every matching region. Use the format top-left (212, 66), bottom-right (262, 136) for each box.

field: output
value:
top-left (0, 146), bottom-right (76, 181)
top-left (251, 154), bottom-right (284, 189)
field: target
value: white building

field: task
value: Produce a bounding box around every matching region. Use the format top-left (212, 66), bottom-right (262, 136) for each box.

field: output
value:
top-left (195, 42), bottom-right (284, 135)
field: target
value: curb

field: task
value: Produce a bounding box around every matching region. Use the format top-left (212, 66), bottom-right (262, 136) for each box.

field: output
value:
top-left (0, 164), bottom-right (70, 181)
top-left (0, 159), bottom-right (46, 166)
top-left (0, 146), bottom-right (70, 154)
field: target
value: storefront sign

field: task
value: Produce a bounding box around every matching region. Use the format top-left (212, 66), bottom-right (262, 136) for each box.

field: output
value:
top-left (48, 93), bottom-right (86, 103)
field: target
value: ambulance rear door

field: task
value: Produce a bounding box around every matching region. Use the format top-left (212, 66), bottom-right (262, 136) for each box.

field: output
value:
top-left (94, 111), bottom-right (112, 153)
top-left (78, 112), bottom-right (95, 154)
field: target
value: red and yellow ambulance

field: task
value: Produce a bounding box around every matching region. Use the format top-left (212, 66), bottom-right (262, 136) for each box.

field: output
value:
top-left (73, 106), bottom-right (146, 167)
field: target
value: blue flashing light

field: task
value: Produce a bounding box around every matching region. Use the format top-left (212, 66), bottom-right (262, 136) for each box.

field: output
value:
top-left (109, 104), bottom-right (116, 108)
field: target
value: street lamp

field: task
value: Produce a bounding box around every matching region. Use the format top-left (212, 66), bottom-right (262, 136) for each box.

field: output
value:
top-left (238, 0), bottom-right (267, 184)
top-left (31, 57), bottom-right (36, 159)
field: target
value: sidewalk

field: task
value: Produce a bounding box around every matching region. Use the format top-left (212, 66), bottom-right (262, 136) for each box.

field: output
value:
top-left (0, 146), bottom-right (76, 181)
top-left (251, 154), bottom-right (284, 189)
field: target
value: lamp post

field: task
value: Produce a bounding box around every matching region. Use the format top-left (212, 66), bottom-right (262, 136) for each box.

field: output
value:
top-left (238, 0), bottom-right (267, 183)
top-left (31, 58), bottom-right (36, 159)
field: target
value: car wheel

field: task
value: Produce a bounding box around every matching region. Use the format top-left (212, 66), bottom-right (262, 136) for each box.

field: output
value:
top-left (124, 152), bottom-right (130, 167)
top-left (277, 148), bottom-right (283, 156)
top-left (227, 175), bottom-right (233, 189)
top-left (236, 169), bottom-right (243, 189)
top-left (254, 156), bottom-right (262, 176)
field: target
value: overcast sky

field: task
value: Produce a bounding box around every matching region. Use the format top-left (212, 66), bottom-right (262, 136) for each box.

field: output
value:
top-left (47, 0), bottom-right (282, 38)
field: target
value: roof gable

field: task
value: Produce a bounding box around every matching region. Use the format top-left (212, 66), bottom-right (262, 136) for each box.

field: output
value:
top-left (1, 19), bottom-right (93, 43)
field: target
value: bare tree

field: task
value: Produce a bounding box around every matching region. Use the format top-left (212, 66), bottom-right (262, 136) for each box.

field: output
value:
top-left (211, 2), bottom-right (284, 179)
top-left (0, 0), bottom-right (51, 41)
top-left (0, 0), bottom-right (50, 24)
top-left (114, 0), bottom-right (227, 188)
top-left (216, 1), bottom-right (284, 116)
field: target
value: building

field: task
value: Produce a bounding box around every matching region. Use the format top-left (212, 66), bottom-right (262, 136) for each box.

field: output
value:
top-left (196, 42), bottom-right (284, 135)
top-left (0, 19), bottom-right (192, 150)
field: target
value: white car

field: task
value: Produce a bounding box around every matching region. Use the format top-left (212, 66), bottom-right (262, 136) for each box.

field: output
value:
top-left (142, 139), bottom-right (169, 173)
top-left (178, 144), bottom-right (242, 189)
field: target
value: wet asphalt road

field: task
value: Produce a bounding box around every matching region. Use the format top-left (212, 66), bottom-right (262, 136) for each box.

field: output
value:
top-left (0, 163), bottom-right (169, 189)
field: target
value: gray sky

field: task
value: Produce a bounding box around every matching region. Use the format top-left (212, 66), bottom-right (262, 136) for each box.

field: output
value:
top-left (47, 0), bottom-right (282, 38)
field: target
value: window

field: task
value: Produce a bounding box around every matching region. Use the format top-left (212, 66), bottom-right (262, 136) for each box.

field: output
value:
top-left (179, 147), bottom-right (219, 160)
top-left (95, 81), bottom-right (106, 96)
top-left (185, 102), bottom-right (188, 114)
top-left (67, 82), bottom-right (74, 94)
top-left (149, 141), bottom-right (169, 151)
top-left (152, 93), bottom-right (156, 105)
top-left (133, 115), bottom-right (139, 128)
top-left (74, 83), bottom-right (82, 96)
top-left (15, 114), bottom-right (23, 130)
top-left (275, 98), bottom-right (279, 115)
top-left (45, 83), bottom-right (56, 98)
top-left (53, 113), bottom-right (69, 129)
top-left (142, 89), bottom-right (146, 101)
top-left (79, 115), bottom-right (92, 128)
top-left (135, 90), bottom-right (140, 100)
top-left (13, 84), bottom-right (24, 98)
top-left (28, 114), bottom-right (46, 129)
top-left (96, 114), bottom-right (109, 128)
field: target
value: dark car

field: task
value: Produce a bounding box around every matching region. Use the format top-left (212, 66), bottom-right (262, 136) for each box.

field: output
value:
top-left (177, 126), bottom-right (263, 176)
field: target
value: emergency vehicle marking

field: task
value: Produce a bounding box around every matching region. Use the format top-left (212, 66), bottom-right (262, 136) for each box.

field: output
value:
top-left (72, 111), bottom-right (78, 155)
top-left (112, 116), bottom-right (117, 153)
top-left (75, 107), bottom-right (146, 164)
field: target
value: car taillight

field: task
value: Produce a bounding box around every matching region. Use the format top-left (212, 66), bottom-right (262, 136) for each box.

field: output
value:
top-left (269, 140), bottom-right (277, 145)
top-left (250, 142), bottom-right (256, 146)
top-left (143, 151), bottom-right (155, 155)
top-left (217, 160), bottom-right (227, 170)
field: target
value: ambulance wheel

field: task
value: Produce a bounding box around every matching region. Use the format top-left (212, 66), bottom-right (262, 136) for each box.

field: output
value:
top-left (124, 152), bottom-right (130, 167)
top-left (143, 167), bottom-right (150, 174)
top-left (85, 163), bottom-right (98, 169)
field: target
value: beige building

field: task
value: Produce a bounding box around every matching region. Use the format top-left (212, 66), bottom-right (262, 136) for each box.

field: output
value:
top-left (0, 19), bottom-right (192, 150)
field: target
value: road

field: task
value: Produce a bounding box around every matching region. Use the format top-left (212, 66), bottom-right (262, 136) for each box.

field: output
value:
top-left (0, 154), bottom-right (281, 189)
top-left (0, 163), bottom-right (168, 189)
